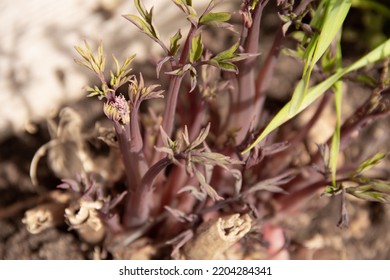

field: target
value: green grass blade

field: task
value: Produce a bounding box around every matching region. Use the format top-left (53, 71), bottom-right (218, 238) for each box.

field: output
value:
top-left (289, 0), bottom-right (351, 116)
top-left (329, 35), bottom-right (343, 186)
top-left (289, 75), bottom-right (310, 117)
top-left (311, 0), bottom-right (351, 65)
top-left (242, 38), bottom-right (390, 154)
top-left (330, 80), bottom-right (343, 185)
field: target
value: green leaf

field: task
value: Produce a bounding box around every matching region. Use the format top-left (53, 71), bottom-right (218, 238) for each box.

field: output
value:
top-left (123, 14), bottom-right (153, 37)
top-left (169, 30), bottom-right (182, 55)
top-left (165, 64), bottom-right (192, 76)
top-left (134, 0), bottom-right (147, 20)
top-left (216, 61), bottom-right (238, 73)
top-left (346, 179), bottom-right (390, 203)
top-left (110, 54), bottom-right (135, 89)
top-left (86, 86), bottom-right (103, 97)
top-left (213, 41), bottom-right (239, 62)
top-left (178, 185), bottom-right (207, 201)
top-left (199, 12), bottom-right (231, 25)
top-left (355, 152), bottom-right (387, 175)
top-left (189, 34), bottom-right (203, 63)
top-left (172, 0), bottom-right (197, 17)
top-left (226, 53), bottom-right (259, 63)
top-left (242, 38), bottom-right (390, 154)
top-left (356, 74), bottom-right (378, 87)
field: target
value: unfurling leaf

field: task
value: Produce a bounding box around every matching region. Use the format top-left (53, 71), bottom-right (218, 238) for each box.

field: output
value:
top-left (194, 168), bottom-right (223, 201)
top-left (346, 179), bottom-right (390, 203)
top-left (110, 54), bottom-right (135, 90)
top-left (156, 56), bottom-right (171, 78)
top-left (128, 73), bottom-right (164, 104)
top-left (86, 86), bottom-right (105, 99)
top-left (354, 152), bottom-right (387, 175)
top-left (187, 123), bottom-right (210, 150)
top-left (75, 41), bottom-right (106, 75)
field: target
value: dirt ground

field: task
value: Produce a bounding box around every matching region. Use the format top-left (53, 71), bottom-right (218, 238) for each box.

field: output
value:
top-left (1, 127), bottom-right (389, 260)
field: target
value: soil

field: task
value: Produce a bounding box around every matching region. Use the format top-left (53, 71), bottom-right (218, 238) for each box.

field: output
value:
top-left (1, 125), bottom-right (389, 260)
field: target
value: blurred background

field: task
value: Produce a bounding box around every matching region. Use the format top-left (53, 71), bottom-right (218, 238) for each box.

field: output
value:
top-left (0, 0), bottom-right (231, 142)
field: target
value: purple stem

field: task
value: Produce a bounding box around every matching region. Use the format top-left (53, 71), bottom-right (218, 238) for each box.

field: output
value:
top-left (125, 157), bottom-right (172, 228)
top-left (113, 122), bottom-right (137, 187)
top-left (232, 0), bottom-right (269, 145)
top-left (152, 24), bottom-right (198, 163)
top-left (130, 102), bottom-right (148, 178)
top-left (161, 25), bottom-right (197, 138)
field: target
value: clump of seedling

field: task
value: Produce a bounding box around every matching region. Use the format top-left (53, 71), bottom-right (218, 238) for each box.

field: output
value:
top-left (26, 0), bottom-right (390, 259)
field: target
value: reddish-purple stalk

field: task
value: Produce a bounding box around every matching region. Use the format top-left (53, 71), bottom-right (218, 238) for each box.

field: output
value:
top-left (129, 102), bottom-right (148, 176)
top-left (104, 92), bottom-right (141, 192)
top-left (232, 0), bottom-right (270, 145)
top-left (126, 156), bottom-right (172, 228)
top-left (154, 24), bottom-right (198, 158)
top-left (123, 101), bottom-right (150, 228)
